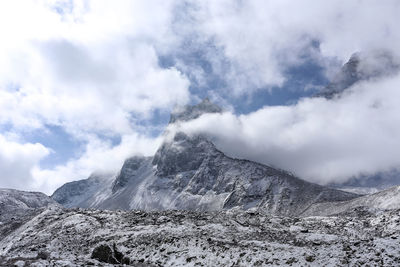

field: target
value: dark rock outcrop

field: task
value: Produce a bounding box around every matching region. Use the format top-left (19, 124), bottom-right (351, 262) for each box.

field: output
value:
top-left (91, 243), bottom-right (130, 265)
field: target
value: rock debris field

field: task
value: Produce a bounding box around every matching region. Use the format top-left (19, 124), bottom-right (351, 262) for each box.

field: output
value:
top-left (0, 206), bottom-right (399, 266)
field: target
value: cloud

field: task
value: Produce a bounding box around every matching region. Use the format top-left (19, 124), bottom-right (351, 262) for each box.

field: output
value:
top-left (174, 72), bottom-right (400, 184)
top-left (0, 0), bottom-right (189, 193)
top-left (0, 5), bottom-right (190, 134)
top-left (0, 134), bottom-right (49, 190)
top-left (1, 0), bottom-right (400, 193)
top-left (171, 0), bottom-right (400, 95)
top-left (32, 133), bottom-right (162, 194)
top-left (0, 39), bottom-right (189, 134)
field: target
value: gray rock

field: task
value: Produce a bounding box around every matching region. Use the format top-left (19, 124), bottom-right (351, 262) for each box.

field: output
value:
top-left (1, 207), bottom-right (399, 266)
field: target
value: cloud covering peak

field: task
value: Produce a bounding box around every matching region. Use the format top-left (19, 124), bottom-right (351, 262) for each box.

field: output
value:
top-left (173, 68), bottom-right (400, 184)
top-left (1, 0), bottom-right (400, 193)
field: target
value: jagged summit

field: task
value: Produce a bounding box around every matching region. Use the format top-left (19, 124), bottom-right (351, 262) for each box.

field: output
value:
top-left (169, 98), bottom-right (222, 124)
top-left (52, 99), bottom-right (361, 215)
top-left (152, 132), bottom-right (220, 177)
top-left (317, 50), bottom-right (400, 98)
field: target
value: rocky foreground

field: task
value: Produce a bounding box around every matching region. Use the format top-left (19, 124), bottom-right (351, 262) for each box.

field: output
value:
top-left (0, 206), bottom-right (399, 266)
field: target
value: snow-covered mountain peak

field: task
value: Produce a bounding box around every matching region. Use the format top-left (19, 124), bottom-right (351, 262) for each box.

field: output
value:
top-left (169, 98), bottom-right (222, 124)
top-left (152, 132), bottom-right (220, 177)
top-left (155, 99), bottom-right (224, 177)
top-left (51, 99), bottom-right (360, 215)
top-left (318, 50), bottom-right (400, 98)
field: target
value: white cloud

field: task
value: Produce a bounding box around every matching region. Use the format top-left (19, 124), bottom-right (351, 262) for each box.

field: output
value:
top-left (0, 40), bottom-right (190, 134)
top-left (0, 134), bottom-right (49, 190)
top-left (178, 0), bottom-right (400, 94)
top-left (174, 73), bottom-right (400, 184)
top-left (32, 133), bottom-right (162, 194)
top-left (1, 0), bottom-right (400, 193)
top-left (0, 0), bottom-right (189, 193)
top-left (0, 1), bottom-right (190, 134)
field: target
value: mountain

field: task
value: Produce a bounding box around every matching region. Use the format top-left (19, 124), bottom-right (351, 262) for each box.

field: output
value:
top-left (303, 185), bottom-right (400, 216)
top-left (316, 50), bottom-right (400, 98)
top-left (316, 50), bottom-right (400, 192)
top-left (0, 188), bottom-right (56, 212)
top-left (0, 188), bottom-right (58, 242)
top-left (169, 97), bottom-right (222, 123)
top-left (52, 99), bottom-right (358, 216)
top-left (331, 171), bottom-right (400, 195)
top-left (51, 172), bottom-right (114, 208)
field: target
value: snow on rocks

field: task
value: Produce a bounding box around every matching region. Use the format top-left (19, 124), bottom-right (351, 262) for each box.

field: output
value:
top-left (0, 207), bottom-right (399, 266)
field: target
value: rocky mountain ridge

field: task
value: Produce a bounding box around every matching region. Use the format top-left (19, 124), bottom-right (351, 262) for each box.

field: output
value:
top-left (51, 172), bottom-right (114, 209)
top-left (0, 189), bottom-right (56, 212)
top-left (52, 99), bottom-right (358, 216)
top-left (303, 185), bottom-right (400, 216)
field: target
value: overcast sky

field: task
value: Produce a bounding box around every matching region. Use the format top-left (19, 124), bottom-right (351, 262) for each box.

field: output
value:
top-left (1, 0), bottom-right (400, 194)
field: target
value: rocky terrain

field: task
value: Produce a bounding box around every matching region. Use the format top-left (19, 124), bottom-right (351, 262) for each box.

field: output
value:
top-left (0, 204), bottom-right (399, 266)
top-left (2, 186), bottom-right (399, 266)
top-left (0, 189), bottom-right (59, 242)
top-left (0, 99), bottom-right (399, 266)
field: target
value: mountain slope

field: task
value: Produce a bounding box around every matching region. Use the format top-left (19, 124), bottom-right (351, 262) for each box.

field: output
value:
top-left (51, 173), bottom-right (114, 208)
top-left (52, 99), bottom-right (359, 216)
top-left (332, 171), bottom-right (400, 195)
top-left (303, 185), bottom-right (400, 216)
top-left (0, 188), bottom-right (58, 242)
top-left (0, 188), bottom-right (56, 212)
